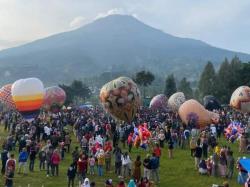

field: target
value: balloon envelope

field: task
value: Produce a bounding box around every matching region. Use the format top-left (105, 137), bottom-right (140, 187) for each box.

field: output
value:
top-left (149, 94), bottom-right (168, 110)
top-left (203, 95), bottom-right (221, 111)
top-left (99, 77), bottom-right (141, 122)
top-left (168, 92), bottom-right (186, 111)
top-left (178, 99), bottom-right (217, 129)
top-left (43, 86), bottom-right (66, 112)
top-left (0, 84), bottom-right (16, 109)
top-left (230, 86), bottom-right (250, 113)
top-left (12, 78), bottom-right (44, 120)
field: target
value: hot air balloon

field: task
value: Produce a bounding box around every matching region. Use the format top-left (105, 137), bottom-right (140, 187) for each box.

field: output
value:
top-left (168, 92), bottom-right (186, 111)
top-left (178, 99), bottom-right (219, 129)
top-left (203, 95), bottom-right (221, 111)
top-left (43, 86), bottom-right (66, 113)
top-left (230, 86), bottom-right (250, 113)
top-left (99, 77), bottom-right (141, 122)
top-left (0, 84), bottom-right (16, 109)
top-left (12, 78), bottom-right (44, 121)
top-left (149, 94), bottom-right (168, 110)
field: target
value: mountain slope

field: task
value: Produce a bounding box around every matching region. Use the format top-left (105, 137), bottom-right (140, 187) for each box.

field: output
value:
top-left (0, 14), bottom-right (249, 85)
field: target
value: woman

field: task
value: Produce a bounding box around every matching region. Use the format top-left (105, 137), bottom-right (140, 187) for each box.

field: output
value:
top-left (51, 149), bottom-right (61, 176)
top-left (133, 155), bottom-right (142, 182)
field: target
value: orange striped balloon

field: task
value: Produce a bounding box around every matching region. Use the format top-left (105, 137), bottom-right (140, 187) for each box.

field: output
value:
top-left (12, 78), bottom-right (44, 120)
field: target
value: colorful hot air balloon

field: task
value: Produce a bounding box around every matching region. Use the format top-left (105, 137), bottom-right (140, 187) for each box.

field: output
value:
top-left (149, 94), bottom-right (168, 110)
top-left (12, 78), bottom-right (44, 120)
top-left (168, 92), bottom-right (186, 111)
top-left (203, 95), bottom-right (221, 111)
top-left (178, 99), bottom-right (219, 129)
top-left (99, 77), bottom-right (141, 122)
top-left (0, 84), bottom-right (16, 109)
top-left (230, 86), bottom-right (250, 113)
top-left (43, 86), bottom-right (66, 112)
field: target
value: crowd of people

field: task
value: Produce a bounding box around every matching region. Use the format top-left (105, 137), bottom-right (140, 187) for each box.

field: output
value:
top-left (0, 106), bottom-right (249, 187)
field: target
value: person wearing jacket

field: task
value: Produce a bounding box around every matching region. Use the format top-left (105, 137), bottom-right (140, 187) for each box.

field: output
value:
top-left (67, 163), bottom-right (76, 187)
top-left (29, 145), bottom-right (37, 172)
top-left (51, 149), bottom-right (61, 176)
top-left (18, 148), bottom-right (28, 175)
top-left (150, 153), bottom-right (159, 184)
top-left (1, 148), bottom-right (9, 175)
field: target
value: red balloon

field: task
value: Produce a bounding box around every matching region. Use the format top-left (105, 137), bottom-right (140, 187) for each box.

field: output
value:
top-left (43, 86), bottom-right (66, 111)
top-left (0, 84), bottom-right (16, 109)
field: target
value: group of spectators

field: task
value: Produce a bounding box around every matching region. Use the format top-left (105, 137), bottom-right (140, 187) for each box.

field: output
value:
top-left (0, 106), bottom-right (249, 187)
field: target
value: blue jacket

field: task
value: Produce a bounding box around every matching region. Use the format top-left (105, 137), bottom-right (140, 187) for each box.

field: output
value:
top-left (19, 151), bottom-right (28, 162)
top-left (150, 156), bottom-right (159, 169)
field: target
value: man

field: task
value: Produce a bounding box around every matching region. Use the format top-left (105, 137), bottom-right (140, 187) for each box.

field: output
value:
top-left (143, 154), bottom-right (151, 180)
top-left (18, 148), bottom-right (28, 174)
top-left (1, 148), bottom-right (8, 174)
top-left (194, 140), bottom-right (202, 169)
top-left (150, 153), bottom-right (159, 184)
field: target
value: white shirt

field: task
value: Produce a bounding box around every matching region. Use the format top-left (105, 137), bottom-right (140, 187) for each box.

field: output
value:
top-left (44, 126), bottom-right (51, 136)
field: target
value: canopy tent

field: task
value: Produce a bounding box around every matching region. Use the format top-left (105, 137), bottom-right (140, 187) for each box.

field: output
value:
top-left (239, 158), bottom-right (250, 172)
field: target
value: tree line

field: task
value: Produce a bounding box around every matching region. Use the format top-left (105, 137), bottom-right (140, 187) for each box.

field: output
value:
top-left (134, 56), bottom-right (250, 104)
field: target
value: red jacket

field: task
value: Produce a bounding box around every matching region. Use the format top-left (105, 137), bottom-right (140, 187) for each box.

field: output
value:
top-left (77, 158), bottom-right (88, 172)
top-left (51, 152), bottom-right (61, 165)
top-left (153, 147), bottom-right (161, 157)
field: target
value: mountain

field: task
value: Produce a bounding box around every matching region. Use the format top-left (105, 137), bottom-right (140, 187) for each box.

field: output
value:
top-left (0, 14), bottom-right (249, 86)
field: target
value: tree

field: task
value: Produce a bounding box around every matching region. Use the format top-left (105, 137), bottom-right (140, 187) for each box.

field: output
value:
top-left (164, 74), bottom-right (177, 97)
top-left (59, 80), bottom-right (91, 105)
top-left (178, 77), bottom-right (193, 99)
top-left (134, 71), bottom-right (155, 98)
top-left (198, 62), bottom-right (216, 99)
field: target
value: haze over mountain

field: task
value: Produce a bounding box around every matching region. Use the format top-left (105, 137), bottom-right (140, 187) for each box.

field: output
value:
top-left (0, 14), bottom-right (249, 85)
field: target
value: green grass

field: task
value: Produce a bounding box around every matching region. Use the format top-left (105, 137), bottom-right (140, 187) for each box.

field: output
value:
top-left (0, 125), bottom-right (245, 187)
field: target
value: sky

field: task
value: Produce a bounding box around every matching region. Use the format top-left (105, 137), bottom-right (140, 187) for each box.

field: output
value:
top-left (1, 0), bottom-right (250, 53)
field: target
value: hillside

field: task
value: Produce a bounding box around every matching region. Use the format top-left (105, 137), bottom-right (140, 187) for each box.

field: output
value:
top-left (0, 14), bottom-right (249, 85)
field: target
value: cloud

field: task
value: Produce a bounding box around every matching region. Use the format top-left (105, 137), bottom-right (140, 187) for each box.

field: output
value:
top-left (95, 8), bottom-right (125, 20)
top-left (69, 16), bottom-right (87, 29)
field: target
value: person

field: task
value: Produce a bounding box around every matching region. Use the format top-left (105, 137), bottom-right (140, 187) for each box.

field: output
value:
top-left (114, 147), bottom-right (122, 176)
top-left (194, 140), bottom-right (202, 169)
top-left (168, 138), bottom-right (174, 159)
top-left (133, 155), bottom-right (142, 182)
top-left (5, 154), bottom-right (16, 172)
top-left (219, 150), bottom-right (227, 177)
top-left (51, 149), bottom-right (61, 176)
top-left (82, 178), bottom-right (90, 187)
top-left (29, 145), bottom-right (37, 172)
top-left (121, 152), bottom-right (131, 178)
top-left (97, 149), bottom-right (105, 176)
top-left (143, 154), bottom-right (151, 180)
top-left (128, 179), bottom-right (136, 187)
top-left (46, 146), bottom-right (53, 177)
top-left (4, 166), bottom-right (14, 187)
top-left (88, 155), bottom-right (95, 175)
top-left (78, 154), bottom-right (88, 183)
top-left (38, 148), bottom-right (46, 171)
top-left (105, 148), bottom-right (112, 172)
top-left (226, 151), bottom-right (234, 179)
top-left (105, 179), bottom-right (113, 187)
top-left (67, 163), bottom-right (76, 187)
top-left (198, 159), bottom-right (208, 175)
top-left (239, 134), bottom-right (248, 153)
top-left (1, 148), bottom-right (8, 174)
top-left (90, 181), bottom-right (96, 187)
top-left (117, 180), bottom-right (126, 187)
top-left (189, 137), bottom-right (196, 157)
top-left (153, 144), bottom-right (161, 159)
top-left (150, 153), bottom-right (159, 184)
top-left (18, 148), bottom-right (28, 174)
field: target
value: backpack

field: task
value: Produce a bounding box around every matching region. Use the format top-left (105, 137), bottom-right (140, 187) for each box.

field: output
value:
top-left (7, 159), bottom-right (15, 170)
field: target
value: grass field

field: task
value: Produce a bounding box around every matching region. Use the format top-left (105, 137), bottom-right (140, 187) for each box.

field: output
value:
top-left (0, 125), bottom-right (245, 187)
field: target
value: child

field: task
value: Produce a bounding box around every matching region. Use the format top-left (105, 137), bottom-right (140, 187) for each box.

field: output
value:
top-left (89, 155), bottom-right (95, 175)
